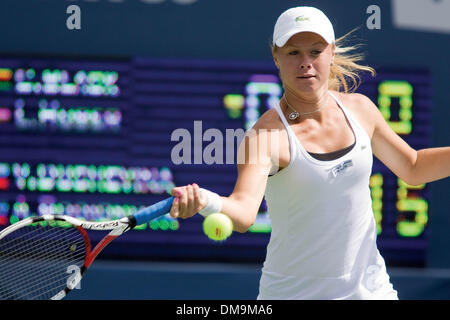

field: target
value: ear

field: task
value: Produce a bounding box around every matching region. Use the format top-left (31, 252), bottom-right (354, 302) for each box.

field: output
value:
top-left (272, 51), bottom-right (280, 69)
top-left (330, 43), bottom-right (336, 65)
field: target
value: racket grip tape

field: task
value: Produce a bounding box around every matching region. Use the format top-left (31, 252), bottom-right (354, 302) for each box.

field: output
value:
top-left (132, 197), bottom-right (174, 226)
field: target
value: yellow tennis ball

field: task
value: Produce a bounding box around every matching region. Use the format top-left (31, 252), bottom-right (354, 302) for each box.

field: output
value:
top-left (203, 213), bottom-right (233, 241)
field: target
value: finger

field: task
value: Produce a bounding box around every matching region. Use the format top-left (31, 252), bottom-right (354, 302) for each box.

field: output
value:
top-left (195, 183), bottom-right (208, 206)
top-left (178, 186), bottom-right (188, 218)
top-left (169, 196), bottom-right (180, 218)
top-left (192, 183), bottom-right (203, 212)
top-left (170, 187), bottom-right (182, 197)
top-left (185, 184), bottom-right (194, 216)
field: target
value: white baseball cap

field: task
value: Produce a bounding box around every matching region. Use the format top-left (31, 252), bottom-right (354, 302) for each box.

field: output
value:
top-left (273, 6), bottom-right (335, 47)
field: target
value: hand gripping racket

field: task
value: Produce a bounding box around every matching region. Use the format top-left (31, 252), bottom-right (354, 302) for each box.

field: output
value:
top-left (0, 197), bottom-right (174, 300)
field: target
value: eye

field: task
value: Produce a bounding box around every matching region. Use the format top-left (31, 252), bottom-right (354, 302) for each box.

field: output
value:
top-left (311, 50), bottom-right (322, 56)
top-left (288, 50), bottom-right (298, 56)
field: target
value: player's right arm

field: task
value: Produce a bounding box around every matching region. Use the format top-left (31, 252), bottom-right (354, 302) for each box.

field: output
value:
top-left (170, 115), bottom-right (276, 233)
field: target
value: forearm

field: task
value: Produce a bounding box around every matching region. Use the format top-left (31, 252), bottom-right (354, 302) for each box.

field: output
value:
top-left (220, 194), bottom-right (259, 233)
top-left (410, 147), bottom-right (450, 185)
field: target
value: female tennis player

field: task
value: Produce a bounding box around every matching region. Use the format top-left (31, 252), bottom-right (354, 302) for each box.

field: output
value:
top-left (169, 6), bottom-right (450, 299)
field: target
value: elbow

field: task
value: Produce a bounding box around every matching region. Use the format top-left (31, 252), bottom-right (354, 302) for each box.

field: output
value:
top-left (400, 169), bottom-right (418, 186)
top-left (234, 216), bottom-right (256, 233)
top-left (403, 175), bottom-right (424, 187)
top-left (235, 225), bottom-right (251, 234)
top-left (235, 224), bottom-right (252, 234)
top-left (402, 154), bottom-right (423, 186)
top-left (403, 176), bottom-right (419, 187)
top-left (402, 167), bottom-right (424, 186)
top-left (234, 226), bottom-right (249, 233)
top-left (224, 194), bottom-right (259, 233)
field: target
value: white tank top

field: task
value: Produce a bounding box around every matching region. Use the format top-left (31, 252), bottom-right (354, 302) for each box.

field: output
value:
top-left (258, 92), bottom-right (398, 300)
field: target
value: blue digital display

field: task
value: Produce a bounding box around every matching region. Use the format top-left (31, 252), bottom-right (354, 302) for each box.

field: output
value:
top-left (0, 55), bottom-right (432, 266)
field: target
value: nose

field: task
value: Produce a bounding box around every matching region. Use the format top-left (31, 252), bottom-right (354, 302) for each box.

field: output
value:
top-left (298, 54), bottom-right (313, 70)
top-left (300, 62), bottom-right (312, 69)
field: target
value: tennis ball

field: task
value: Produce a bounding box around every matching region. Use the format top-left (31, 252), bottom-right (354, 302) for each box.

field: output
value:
top-left (203, 213), bottom-right (233, 241)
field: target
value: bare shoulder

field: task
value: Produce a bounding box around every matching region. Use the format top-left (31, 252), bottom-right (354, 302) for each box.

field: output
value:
top-left (331, 90), bottom-right (378, 114)
top-left (331, 90), bottom-right (380, 139)
top-left (251, 107), bottom-right (285, 131)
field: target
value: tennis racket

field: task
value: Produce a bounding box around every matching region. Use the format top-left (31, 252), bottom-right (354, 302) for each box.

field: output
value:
top-left (0, 196), bottom-right (174, 300)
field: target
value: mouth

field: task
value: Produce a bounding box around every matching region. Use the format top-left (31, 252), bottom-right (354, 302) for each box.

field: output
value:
top-left (297, 75), bottom-right (315, 79)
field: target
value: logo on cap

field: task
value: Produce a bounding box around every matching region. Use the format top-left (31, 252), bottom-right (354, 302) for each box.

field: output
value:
top-left (295, 16), bottom-right (310, 22)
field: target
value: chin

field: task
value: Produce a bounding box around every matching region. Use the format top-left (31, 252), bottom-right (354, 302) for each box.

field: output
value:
top-left (285, 79), bottom-right (325, 95)
top-left (296, 80), bottom-right (326, 91)
top-left (295, 84), bottom-right (319, 93)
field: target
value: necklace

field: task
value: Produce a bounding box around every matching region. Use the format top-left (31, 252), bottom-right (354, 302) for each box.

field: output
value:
top-left (284, 93), bottom-right (330, 120)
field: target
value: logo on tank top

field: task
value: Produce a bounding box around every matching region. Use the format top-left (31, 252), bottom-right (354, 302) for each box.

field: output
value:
top-left (331, 159), bottom-right (353, 178)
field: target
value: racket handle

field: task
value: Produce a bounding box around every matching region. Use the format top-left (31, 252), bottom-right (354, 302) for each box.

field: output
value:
top-left (133, 197), bottom-right (174, 226)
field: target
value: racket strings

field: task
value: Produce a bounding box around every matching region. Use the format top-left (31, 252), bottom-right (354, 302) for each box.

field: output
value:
top-left (0, 227), bottom-right (86, 300)
top-left (0, 231), bottom-right (86, 287)
top-left (0, 223), bottom-right (87, 300)
top-left (0, 225), bottom-right (85, 278)
top-left (0, 223), bottom-right (80, 258)
top-left (0, 226), bottom-right (85, 278)
top-left (0, 232), bottom-right (84, 300)
top-left (5, 253), bottom-right (86, 300)
top-left (0, 225), bottom-right (86, 266)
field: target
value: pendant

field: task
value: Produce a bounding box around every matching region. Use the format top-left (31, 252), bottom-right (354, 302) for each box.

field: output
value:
top-left (288, 111), bottom-right (299, 120)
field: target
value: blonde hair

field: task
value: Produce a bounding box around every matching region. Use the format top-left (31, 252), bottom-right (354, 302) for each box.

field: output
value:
top-left (271, 28), bottom-right (376, 93)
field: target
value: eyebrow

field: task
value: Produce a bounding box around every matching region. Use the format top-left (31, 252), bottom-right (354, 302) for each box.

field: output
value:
top-left (285, 41), bottom-right (326, 49)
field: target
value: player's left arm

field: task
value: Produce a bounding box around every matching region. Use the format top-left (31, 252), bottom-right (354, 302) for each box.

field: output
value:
top-left (358, 94), bottom-right (450, 186)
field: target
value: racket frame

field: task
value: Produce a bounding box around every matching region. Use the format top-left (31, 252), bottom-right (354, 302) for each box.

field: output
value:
top-left (0, 196), bottom-right (172, 300)
top-left (0, 214), bottom-right (134, 300)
